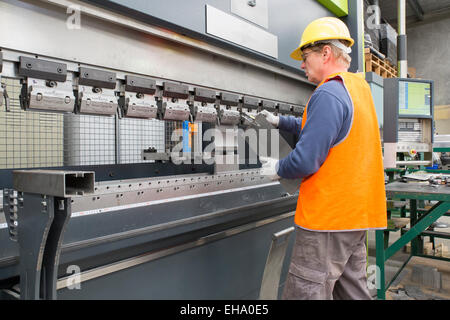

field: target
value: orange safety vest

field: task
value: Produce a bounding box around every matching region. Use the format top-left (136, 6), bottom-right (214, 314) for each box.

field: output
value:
top-left (295, 72), bottom-right (387, 231)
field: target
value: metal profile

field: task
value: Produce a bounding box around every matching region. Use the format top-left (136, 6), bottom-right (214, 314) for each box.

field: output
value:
top-left (13, 170), bottom-right (95, 197)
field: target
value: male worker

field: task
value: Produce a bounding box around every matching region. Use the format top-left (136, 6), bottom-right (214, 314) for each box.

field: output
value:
top-left (259, 17), bottom-right (387, 300)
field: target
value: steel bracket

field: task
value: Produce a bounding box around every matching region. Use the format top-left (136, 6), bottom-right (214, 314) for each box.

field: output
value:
top-left (261, 100), bottom-right (276, 112)
top-left (162, 81), bottom-right (189, 100)
top-left (191, 101), bottom-right (217, 123)
top-left (242, 96), bottom-right (260, 111)
top-left (160, 97), bottom-right (190, 121)
top-left (124, 75), bottom-right (156, 94)
top-left (18, 57), bottom-right (67, 82)
top-left (292, 105), bottom-right (304, 117)
top-left (277, 103), bottom-right (292, 115)
top-left (76, 85), bottom-right (118, 116)
top-left (219, 92), bottom-right (240, 106)
top-left (194, 87), bottom-right (216, 103)
top-left (218, 106), bottom-right (241, 125)
top-left (78, 67), bottom-right (116, 89)
top-left (20, 78), bottom-right (75, 113)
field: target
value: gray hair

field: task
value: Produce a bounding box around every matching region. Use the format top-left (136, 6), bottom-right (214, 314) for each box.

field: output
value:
top-left (309, 40), bottom-right (352, 68)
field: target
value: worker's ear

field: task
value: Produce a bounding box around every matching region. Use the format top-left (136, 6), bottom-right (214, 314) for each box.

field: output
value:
top-left (322, 45), bottom-right (332, 63)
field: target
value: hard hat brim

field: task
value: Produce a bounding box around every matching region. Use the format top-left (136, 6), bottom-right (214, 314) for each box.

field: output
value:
top-left (290, 37), bottom-right (355, 61)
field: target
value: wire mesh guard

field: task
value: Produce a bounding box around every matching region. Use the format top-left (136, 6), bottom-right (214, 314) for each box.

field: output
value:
top-left (0, 78), bottom-right (177, 169)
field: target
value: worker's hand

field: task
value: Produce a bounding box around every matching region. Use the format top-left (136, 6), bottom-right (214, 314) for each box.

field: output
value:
top-left (259, 110), bottom-right (279, 127)
top-left (259, 156), bottom-right (280, 181)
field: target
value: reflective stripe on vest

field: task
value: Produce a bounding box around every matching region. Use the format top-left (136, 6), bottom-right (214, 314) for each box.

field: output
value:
top-left (295, 72), bottom-right (387, 232)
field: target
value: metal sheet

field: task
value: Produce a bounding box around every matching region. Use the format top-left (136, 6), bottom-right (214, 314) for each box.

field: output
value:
top-left (206, 5), bottom-right (278, 58)
top-left (259, 226), bottom-right (295, 299)
top-left (252, 114), bottom-right (302, 195)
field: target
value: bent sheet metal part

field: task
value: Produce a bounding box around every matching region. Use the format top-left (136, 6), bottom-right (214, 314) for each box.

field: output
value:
top-left (246, 113), bottom-right (302, 195)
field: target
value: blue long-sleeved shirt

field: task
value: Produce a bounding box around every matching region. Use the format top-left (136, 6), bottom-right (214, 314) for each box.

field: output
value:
top-left (276, 78), bottom-right (353, 179)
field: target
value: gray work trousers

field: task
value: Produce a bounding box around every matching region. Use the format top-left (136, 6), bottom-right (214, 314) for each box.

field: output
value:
top-left (282, 227), bottom-right (372, 300)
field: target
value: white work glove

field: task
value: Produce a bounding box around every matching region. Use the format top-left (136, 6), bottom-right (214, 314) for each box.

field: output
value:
top-left (259, 110), bottom-right (279, 127)
top-left (259, 156), bottom-right (280, 181)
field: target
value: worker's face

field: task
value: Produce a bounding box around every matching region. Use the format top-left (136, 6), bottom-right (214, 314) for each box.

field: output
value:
top-left (300, 48), bottom-right (323, 84)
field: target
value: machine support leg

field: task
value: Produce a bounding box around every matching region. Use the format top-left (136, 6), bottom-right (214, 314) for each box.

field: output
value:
top-left (375, 230), bottom-right (386, 300)
top-left (40, 198), bottom-right (71, 300)
top-left (18, 193), bottom-right (54, 300)
top-left (18, 194), bottom-right (72, 300)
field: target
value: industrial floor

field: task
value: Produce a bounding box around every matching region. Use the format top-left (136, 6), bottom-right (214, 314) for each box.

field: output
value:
top-left (367, 216), bottom-right (450, 300)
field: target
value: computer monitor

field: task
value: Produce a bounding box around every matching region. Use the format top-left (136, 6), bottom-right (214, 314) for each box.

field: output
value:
top-left (383, 78), bottom-right (434, 168)
top-left (398, 80), bottom-right (432, 117)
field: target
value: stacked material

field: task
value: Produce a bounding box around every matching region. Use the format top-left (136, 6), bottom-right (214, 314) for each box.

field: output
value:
top-left (380, 23), bottom-right (398, 67)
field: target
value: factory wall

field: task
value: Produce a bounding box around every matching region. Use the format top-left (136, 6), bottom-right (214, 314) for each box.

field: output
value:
top-left (407, 16), bottom-right (450, 134)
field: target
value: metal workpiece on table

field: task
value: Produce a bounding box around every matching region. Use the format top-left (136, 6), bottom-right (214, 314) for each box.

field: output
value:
top-left (13, 170), bottom-right (95, 197)
top-left (386, 181), bottom-right (450, 200)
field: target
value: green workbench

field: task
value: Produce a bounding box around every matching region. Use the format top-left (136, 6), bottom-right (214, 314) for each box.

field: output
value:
top-left (376, 181), bottom-right (450, 300)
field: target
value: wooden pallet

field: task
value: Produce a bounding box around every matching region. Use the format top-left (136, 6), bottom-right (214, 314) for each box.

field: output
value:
top-left (365, 48), bottom-right (398, 78)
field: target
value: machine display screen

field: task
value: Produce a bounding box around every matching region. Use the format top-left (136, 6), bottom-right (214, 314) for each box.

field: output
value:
top-left (398, 81), bottom-right (431, 116)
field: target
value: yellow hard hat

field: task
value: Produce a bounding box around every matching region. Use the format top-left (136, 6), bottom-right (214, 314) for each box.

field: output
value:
top-left (290, 17), bottom-right (354, 61)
